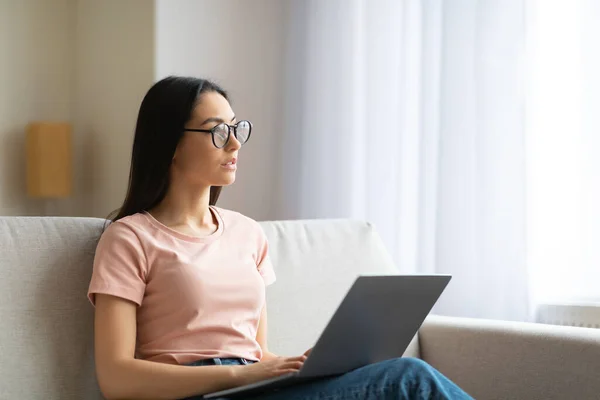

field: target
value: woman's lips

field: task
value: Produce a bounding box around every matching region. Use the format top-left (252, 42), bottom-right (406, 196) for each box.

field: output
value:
top-left (221, 158), bottom-right (237, 170)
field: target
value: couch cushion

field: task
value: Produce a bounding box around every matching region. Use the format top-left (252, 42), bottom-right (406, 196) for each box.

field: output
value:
top-left (259, 219), bottom-right (419, 358)
top-left (0, 217), bottom-right (106, 400)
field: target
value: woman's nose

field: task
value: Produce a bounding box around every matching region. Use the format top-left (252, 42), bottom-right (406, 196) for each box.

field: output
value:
top-left (227, 133), bottom-right (242, 151)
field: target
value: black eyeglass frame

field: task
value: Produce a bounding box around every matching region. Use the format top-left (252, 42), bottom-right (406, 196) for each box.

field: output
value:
top-left (184, 120), bottom-right (253, 149)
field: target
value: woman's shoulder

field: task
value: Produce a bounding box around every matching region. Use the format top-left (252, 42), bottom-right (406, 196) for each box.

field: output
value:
top-left (212, 206), bottom-right (264, 233)
top-left (101, 213), bottom-right (152, 240)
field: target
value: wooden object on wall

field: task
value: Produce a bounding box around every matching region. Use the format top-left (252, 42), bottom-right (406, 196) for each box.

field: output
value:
top-left (26, 122), bottom-right (72, 198)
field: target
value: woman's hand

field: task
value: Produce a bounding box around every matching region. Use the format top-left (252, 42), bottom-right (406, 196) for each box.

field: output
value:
top-left (234, 355), bottom-right (307, 386)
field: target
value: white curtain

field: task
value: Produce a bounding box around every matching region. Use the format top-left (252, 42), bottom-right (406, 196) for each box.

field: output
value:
top-left (526, 0), bottom-right (600, 305)
top-left (278, 0), bottom-right (530, 321)
top-left (278, 0), bottom-right (600, 321)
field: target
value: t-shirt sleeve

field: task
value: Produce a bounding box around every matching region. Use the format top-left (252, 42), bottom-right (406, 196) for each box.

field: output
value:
top-left (87, 221), bottom-right (148, 307)
top-left (256, 225), bottom-right (276, 286)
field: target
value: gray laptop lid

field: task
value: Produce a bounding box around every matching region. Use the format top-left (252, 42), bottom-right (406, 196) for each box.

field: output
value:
top-left (299, 274), bottom-right (451, 378)
top-left (204, 274), bottom-right (451, 398)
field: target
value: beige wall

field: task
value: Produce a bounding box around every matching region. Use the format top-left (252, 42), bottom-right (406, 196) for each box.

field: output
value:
top-left (73, 0), bottom-right (154, 218)
top-left (1, 0), bottom-right (284, 219)
top-left (0, 0), bottom-right (75, 215)
top-left (155, 0), bottom-right (287, 221)
top-left (0, 0), bottom-right (154, 218)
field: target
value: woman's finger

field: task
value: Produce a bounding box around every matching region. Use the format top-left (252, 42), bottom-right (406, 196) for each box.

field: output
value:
top-left (280, 360), bottom-right (304, 370)
top-left (285, 355), bottom-right (306, 362)
top-left (277, 368), bottom-right (301, 375)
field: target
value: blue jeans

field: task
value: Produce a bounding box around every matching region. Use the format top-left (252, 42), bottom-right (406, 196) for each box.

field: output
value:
top-left (181, 357), bottom-right (473, 400)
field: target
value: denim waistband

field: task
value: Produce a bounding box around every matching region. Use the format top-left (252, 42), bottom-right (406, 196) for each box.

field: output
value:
top-left (185, 357), bottom-right (257, 367)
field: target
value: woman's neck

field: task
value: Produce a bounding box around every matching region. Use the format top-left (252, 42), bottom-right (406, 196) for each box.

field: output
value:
top-left (149, 183), bottom-right (217, 236)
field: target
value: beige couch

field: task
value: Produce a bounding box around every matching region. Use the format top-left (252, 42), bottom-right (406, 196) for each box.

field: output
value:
top-left (1, 216), bottom-right (600, 399)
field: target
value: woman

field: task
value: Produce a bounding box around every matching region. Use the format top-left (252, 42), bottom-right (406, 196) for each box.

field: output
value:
top-left (88, 76), bottom-right (473, 400)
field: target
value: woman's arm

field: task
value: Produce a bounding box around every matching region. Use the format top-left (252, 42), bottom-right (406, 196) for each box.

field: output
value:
top-left (94, 294), bottom-right (243, 400)
top-left (256, 304), bottom-right (279, 361)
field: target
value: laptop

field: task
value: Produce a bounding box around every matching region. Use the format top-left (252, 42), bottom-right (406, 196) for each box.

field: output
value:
top-left (203, 274), bottom-right (451, 399)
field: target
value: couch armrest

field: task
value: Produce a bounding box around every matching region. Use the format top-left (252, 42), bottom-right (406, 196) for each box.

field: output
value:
top-left (419, 315), bottom-right (600, 400)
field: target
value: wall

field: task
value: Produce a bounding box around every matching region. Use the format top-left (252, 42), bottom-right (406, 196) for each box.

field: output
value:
top-left (72, 0), bottom-right (155, 218)
top-left (1, 0), bottom-right (284, 219)
top-left (0, 0), bottom-right (75, 215)
top-left (155, 0), bottom-right (287, 221)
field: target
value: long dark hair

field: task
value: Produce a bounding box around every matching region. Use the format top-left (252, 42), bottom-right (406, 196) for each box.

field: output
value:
top-left (110, 76), bottom-right (228, 222)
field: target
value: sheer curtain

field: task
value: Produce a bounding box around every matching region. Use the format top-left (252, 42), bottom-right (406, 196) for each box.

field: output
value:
top-left (526, 0), bottom-right (600, 305)
top-left (277, 0), bottom-right (531, 321)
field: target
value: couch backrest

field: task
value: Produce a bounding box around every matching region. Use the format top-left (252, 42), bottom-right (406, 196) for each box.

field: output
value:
top-left (0, 216), bottom-right (402, 399)
top-left (260, 219), bottom-right (400, 356)
top-left (0, 217), bottom-right (106, 399)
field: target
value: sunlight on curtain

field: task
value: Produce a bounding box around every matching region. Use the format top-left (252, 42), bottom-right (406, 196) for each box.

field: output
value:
top-left (280, 0), bottom-right (531, 321)
top-left (527, 0), bottom-right (600, 304)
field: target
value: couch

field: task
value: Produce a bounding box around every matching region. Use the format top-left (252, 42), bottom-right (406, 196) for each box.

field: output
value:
top-left (1, 216), bottom-right (600, 399)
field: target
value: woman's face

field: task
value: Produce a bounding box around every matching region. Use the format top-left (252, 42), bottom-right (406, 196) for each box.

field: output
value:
top-left (173, 91), bottom-right (241, 188)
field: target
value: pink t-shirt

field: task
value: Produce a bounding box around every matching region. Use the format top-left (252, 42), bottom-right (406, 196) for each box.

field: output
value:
top-left (87, 206), bottom-right (276, 365)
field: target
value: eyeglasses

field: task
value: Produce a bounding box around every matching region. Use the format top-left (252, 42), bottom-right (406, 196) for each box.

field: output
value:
top-left (184, 120), bottom-right (252, 149)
